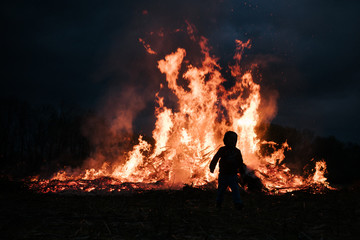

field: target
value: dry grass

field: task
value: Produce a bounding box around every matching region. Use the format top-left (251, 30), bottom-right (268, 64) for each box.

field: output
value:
top-left (0, 181), bottom-right (359, 240)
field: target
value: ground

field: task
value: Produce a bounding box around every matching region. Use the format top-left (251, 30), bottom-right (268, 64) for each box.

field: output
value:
top-left (0, 181), bottom-right (359, 240)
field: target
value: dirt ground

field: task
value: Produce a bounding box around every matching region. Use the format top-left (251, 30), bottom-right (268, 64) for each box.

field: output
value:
top-left (0, 181), bottom-right (359, 240)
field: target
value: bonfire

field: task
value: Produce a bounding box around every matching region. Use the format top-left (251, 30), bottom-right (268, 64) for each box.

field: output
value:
top-left (27, 27), bottom-right (334, 194)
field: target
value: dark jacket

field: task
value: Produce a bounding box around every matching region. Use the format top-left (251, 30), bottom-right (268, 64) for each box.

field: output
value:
top-left (210, 146), bottom-right (244, 175)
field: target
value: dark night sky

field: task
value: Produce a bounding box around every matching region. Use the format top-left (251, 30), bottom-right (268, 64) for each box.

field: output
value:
top-left (2, 0), bottom-right (360, 143)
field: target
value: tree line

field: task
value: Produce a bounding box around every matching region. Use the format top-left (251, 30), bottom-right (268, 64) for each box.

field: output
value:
top-left (0, 97), bottom-right (91, 178)
top-left (1, 97), bottom-right (359, 184)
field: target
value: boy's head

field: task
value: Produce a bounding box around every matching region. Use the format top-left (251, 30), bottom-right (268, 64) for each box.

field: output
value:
top-left (223, 131), bottom-right (237, 147)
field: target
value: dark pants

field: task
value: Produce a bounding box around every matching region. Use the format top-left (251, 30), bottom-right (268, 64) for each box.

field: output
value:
top-left (216, 174), bottom-right (242, 206)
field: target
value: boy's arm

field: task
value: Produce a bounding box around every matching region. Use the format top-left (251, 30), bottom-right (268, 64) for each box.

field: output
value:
top-left (238, 151), bottom-right (245, 175)
top-left (209, 149), bottom-right (222, 173)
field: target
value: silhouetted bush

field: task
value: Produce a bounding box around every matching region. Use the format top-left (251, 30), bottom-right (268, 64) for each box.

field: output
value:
top-left (260, 124), bottom-right (360, 184)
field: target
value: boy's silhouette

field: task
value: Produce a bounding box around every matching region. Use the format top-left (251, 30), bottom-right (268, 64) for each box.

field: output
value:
top-left (210, 131), bottom-right (245, 210)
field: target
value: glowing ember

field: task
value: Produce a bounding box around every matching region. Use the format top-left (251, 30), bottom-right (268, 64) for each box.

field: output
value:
top-left (138, 38), bottom-right (157, 55)
top-left (27, 32), bottom-right (334, 194)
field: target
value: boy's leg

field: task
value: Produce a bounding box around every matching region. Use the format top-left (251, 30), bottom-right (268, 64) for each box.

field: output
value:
top-left (228, 175), bottom-right (243, 209)
top-left (216, 174), bottom-right (227, 208)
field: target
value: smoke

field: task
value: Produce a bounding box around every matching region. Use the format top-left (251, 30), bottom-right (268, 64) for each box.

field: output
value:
top-left (81, 85), bottom-right (148, 169)
top-left (100, 85), bottom-right (147, 135)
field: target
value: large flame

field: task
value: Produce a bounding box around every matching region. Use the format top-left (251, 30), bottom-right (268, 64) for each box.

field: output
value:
top-left (28, 34), bottom-right (334, 194)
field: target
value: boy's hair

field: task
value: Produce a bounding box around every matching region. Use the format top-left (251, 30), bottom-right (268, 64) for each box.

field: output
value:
top-left (223, 131), bottom-right (238, 147)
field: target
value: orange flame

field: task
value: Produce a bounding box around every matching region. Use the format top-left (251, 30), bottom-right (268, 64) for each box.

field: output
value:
top-left (28, 34), bottom-right (334, 194)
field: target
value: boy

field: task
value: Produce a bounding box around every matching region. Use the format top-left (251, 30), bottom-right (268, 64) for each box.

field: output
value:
top-left (210, 131), bottom-right (245, 210)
